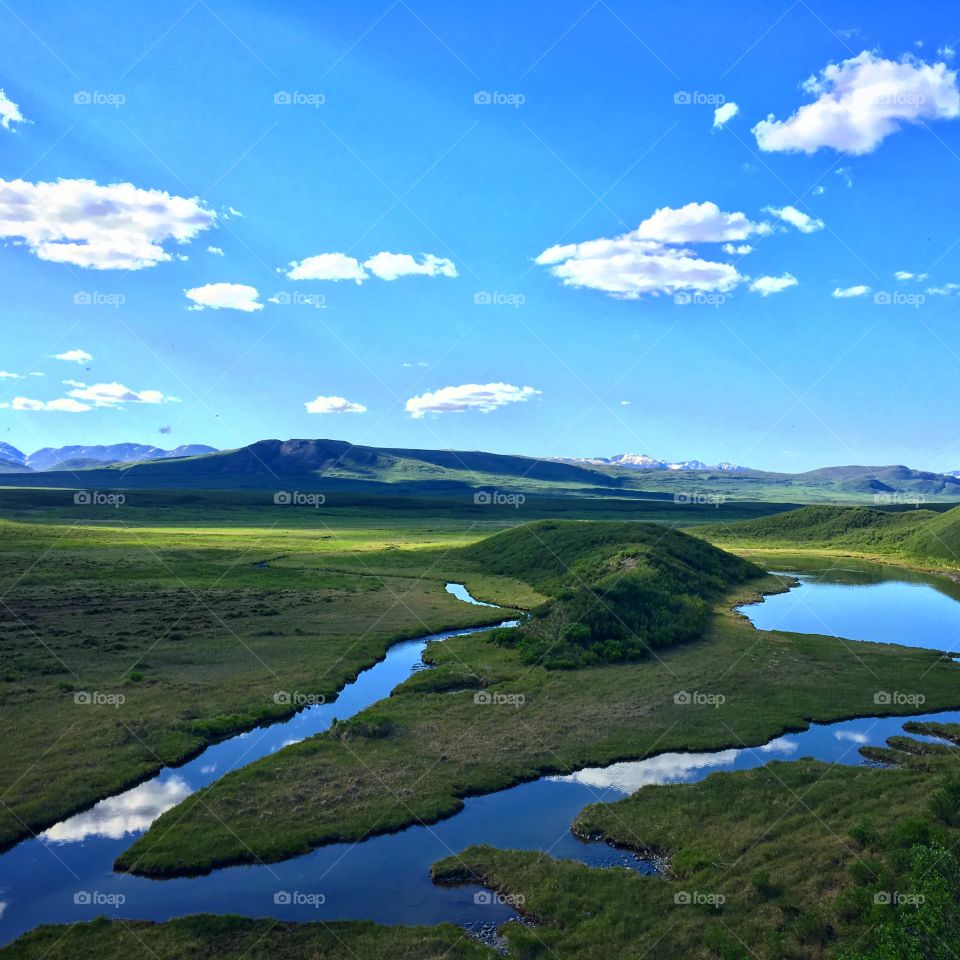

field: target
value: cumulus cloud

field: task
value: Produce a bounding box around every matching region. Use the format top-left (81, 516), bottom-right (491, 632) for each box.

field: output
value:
top-left (185, 282), bottom-right (262, 312)
top-left (722, 243), bottom-right (753, 255)
top-left (405, 382), bottom-right (540, 418)
top-left (753, 51), bottom-right (960, 154)
top-left (0, 371), bottom-right (22, 379)
top-left (713, 101), bottom-right (739, 129)
top-left (0, 89), bottom-right (27, 131)
top-left (635, 201), bottom-right (770, 244)
top-left (52, 348), bottom-right (93, 364)
top-left (304, 395), bottom-right (367, 414)
top-left (926, 282), bottom-right (960, 295)
top-left (0, 178), bottom-right (216, 269)
top-left (832, 284), bottom-right (871, 298)
top-left (10, 397), bottom-right (89, 412)
top-left (765, 204), bottom-right (825, 233)
top-left (207, 246), bottom-right (224, 256)
top-left (287, 252), bottom-right (367, 283)
top-left (894, 270), bottom-right (928, 281)
top-left (66, 382), bottom-right (168, 406)
top-left (750, 273), bottom-right (799, 296)
top-left (363, 252), bottom-right (457, 281)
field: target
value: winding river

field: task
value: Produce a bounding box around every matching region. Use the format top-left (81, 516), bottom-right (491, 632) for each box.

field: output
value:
top-left (2, 566), bottom-right (960, 947)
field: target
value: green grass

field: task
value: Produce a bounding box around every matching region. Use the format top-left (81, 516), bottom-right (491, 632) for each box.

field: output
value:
top-left (0, 915), bottom-right (490, 960)
top-left (430, 733), bottom-right (960, 958)
top-left (115, 534), bottom-right (960, 877)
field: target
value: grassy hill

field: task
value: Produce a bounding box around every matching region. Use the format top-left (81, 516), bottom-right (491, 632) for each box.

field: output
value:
top-left (464, 520), bottom-right (762, 668)
top-left (696, 503), bottom-right (960, 570)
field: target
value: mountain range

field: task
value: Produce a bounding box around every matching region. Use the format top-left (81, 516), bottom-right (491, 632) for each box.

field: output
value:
top-left (0, 437), bottom-right (959, 503)
top-left (0, 443), bottom-right (218, 473)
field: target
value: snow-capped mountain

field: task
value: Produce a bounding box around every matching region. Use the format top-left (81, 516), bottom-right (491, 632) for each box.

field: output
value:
top-left (0, 442), bottom-right (27, 467)
top-left (571, 454), bottom-right (751, 473)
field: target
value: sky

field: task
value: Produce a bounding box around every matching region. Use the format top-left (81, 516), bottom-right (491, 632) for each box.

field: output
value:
top-left (1, 0), bottom-right (960, 473)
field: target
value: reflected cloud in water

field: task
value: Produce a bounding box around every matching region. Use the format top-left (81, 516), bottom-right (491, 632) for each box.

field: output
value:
top-left (41, 777), bottom-right (192, 843)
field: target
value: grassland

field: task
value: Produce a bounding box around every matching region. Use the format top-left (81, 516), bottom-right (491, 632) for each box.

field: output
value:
top-left (115, 520), bottom-right (960, 877)
top-left (0, 915), bottom-right (489, 960)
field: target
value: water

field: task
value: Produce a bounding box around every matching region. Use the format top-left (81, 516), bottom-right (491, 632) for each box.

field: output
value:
top-left (3, 567), bottom-right (960, 945)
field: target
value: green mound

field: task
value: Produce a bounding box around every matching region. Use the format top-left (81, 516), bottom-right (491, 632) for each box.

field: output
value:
top-left (903, 505), bottom-right (960, 565)
top-left (466, 520), bottom-right (762, 668)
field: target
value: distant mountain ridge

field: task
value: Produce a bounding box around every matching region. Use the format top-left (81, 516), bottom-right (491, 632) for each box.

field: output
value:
top-left (568, 453), bottom-right (752, 472)
top-left (0, 443), bottom-right (218, 473)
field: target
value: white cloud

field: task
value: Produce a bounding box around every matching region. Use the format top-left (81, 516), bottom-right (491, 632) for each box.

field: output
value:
top-left (185, 282), bottom-right (262, 313)
top-left (750, 273), bottom-right (798, 296)
top-left (0, 89), bottom-right (27, 131)
top-left (11, 396), bottom-right (89, 412)
top-left (52, 348), bottom-right (93, 364)
top-left (812, 185), bottom-right (826, 195)
top-left (286, 253), bottom-right (367, 283)
top-left (0, 371), bottom-right (22, 379)
top-left (0, 178), bottom-right (216, 269)
top-left (753, 51), bottom-right (960, 154)
top-left (926, 282), bottom-right (960, 295)
top-left (304, 395), bottom-right (367, 414)
top-left (765, 204), bottom-right (825, 233)
top-left (207, 246), bottom-right (224, 256)
top-left (722, 243), bottom-right (753, 255)
top-left (406, 382), bottom-right (540, 418)
top-left (635, 201), bottom-right (770, 244)
top-left (832, 284), bottom-right (871, 298)
top-left (939, 45), bottom-right (956, 61)
top-left (894, 270), bottom-right (928, 281)
top-left (62, 379), bottom-right (86, 387)
top-left (363, 251), bottom-right (457, 281)
top-left (713, 101), bottom-right (739, 129)
top-left (619, 400), bottom-right (631, 406)
top-left (66, 382), bottom-right (168, 406)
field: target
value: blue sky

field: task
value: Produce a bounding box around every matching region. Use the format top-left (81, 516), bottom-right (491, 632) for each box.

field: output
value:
top-left (1, 0), bottom-right (959, 472)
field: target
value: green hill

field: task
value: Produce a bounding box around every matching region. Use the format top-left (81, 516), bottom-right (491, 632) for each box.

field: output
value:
top-left (465, 520), bottom-right (762, 668)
